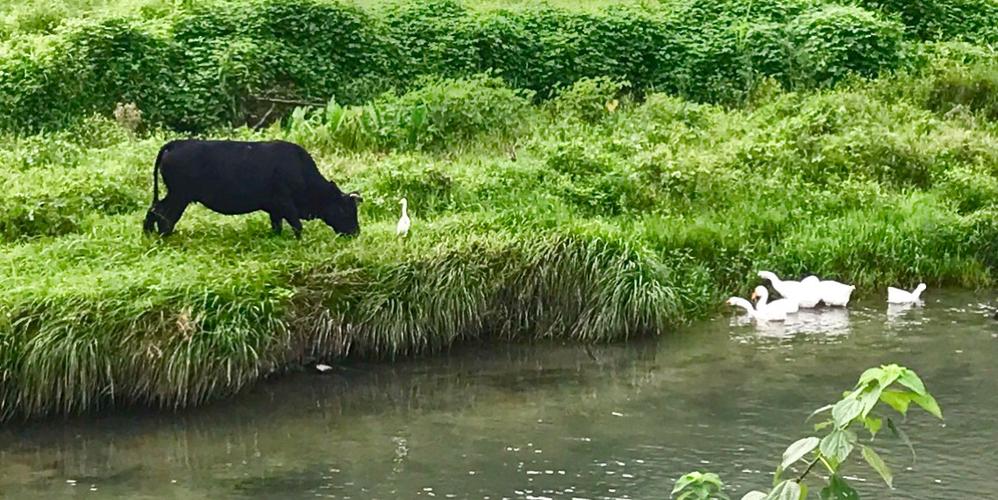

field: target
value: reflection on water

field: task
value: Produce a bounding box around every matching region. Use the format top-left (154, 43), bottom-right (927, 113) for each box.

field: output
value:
top-left (1, 291), bottom-right (996, 499)
top-left (886, 301), bottom-right (925, 324)
top-left (729, 307), bottom-right (854, 339)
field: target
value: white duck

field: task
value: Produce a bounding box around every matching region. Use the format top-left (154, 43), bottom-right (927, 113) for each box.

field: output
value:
top-left (887, 283), bottom-right (926, 304)
top-left (758, 271), bottom-right (821, 308)
top-left (396, 197), bottom-right (410, 237)
top-left (751, 285), bottom-right (800, 315)
top-left (799, 275), bottom-right (822, 307)
top-left (726, 297), bottom-right (787, 322)
top-left (816, 278), bottom-right (855, 307)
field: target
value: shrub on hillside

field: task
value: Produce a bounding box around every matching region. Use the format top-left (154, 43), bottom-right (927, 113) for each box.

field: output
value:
top-left (382, 0), bottom-right (478, 81)
top-left (0, 0), bottom-right (918, 133)
top-left (0, 176), bottom-right (142, 240)
top-left (469, 5), bottom-right (669, 98)
top-left (368, 157), bottom-right (459, 217)
top-left (788, 5), bottom-right (906, 86)
top-left (287, 74), bottom-right (533, 151)
top-left (548, 77), bottom-right (629, 123)
top-left (937, 166), bottom-right (998, 213)
top-left (927, 63), bottom-right (998, 121)
top-left (544, 139), bottom-right (655, 216)
top-left (634, 94), bottom-right (712, 129)
top-left (389, 74), bottom-right (534, 146)
top-left (859, 0), bottom-right (998, 43)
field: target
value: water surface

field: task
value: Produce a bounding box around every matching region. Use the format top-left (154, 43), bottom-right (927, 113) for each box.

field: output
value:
top-left (2, 290), bottom-right (996, 499)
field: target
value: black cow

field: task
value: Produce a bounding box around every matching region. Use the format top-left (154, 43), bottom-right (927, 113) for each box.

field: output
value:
top-left (143, 140), bottom-right (362, 238)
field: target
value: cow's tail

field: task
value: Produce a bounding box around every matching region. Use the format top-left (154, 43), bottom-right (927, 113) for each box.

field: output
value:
top-left (152, 144), bottom-right (167, 204)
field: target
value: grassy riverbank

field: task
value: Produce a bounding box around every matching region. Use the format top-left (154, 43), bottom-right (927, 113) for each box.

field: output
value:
top-left (1, 0), bottom-right (997, 420)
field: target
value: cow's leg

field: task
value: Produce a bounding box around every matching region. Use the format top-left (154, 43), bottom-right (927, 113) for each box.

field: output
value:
top-left (285, 212), bottom-right (303, 240)
top-left (144, 200), bottom-right (172, 235)
top-left (274, 202), bottom-right (303, 239)
top-left (156, 195), bottom-right (189, 236)
top-left (269, 211), bottom-right (283, 235)
top-left (143, 203), bottom-right (159, 233)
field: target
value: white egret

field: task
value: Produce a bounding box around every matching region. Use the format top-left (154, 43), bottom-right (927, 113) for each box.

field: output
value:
top-left (396, 197), bottom-right (410, 237)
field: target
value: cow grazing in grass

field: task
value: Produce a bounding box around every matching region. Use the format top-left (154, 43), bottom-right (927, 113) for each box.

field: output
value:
top-left (143, 140), bottom-right (362, 238)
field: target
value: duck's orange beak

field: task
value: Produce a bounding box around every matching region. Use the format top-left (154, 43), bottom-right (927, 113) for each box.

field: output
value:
top-left (750, 291), bottom-right (758, 301)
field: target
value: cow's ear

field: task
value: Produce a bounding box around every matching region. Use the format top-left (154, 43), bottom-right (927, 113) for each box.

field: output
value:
top-left (349, 191), bottom-right (363, 204)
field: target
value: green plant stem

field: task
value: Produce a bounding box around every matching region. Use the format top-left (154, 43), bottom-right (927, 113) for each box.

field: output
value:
top-left (819, 456), bottom-right (837, 475)
top-left (797, 456), bottom-right (822, 483)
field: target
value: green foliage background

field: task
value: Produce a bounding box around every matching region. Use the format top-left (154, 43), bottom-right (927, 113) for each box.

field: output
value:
top-left (0, 0), bottom-right (996, 420)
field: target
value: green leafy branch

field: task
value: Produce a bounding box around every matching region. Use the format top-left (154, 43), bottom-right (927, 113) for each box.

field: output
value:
top-left (671, 471), bottom-right (730, 500)
top-left (673, 364), bottom-right (944, 500)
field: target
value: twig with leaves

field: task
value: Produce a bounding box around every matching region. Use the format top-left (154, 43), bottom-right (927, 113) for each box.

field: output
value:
top-left (672, 364), bottom-right (944, 500)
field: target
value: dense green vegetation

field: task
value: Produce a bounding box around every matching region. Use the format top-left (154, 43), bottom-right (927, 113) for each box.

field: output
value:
top-left (1, 0), bottom-right (997, 420)
top-left (0, 0), bottom-right (936, 132)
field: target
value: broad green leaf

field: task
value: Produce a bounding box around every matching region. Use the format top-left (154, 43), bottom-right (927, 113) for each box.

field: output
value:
top-left (879, 389), bottom-right (913, 416)
top-left (861, 445), bottom-right (893, 488)
top-left (856, 384), bottom-right (883, 418)
top-left (887, 418), bottom-right (917, 462)
top-left (742, 492), bottom-right (767, 500)
top-left (862, 416), bottom-right (883, 439)
top-left (831, 397), bottom-right (864, 428)
top-left (897, 369), bottom-right (927, 396)
top-left (820, 429), bottom-right (856, 464)
top-left (807, 404), bottom-right (834, 422)
top-left (911, 392), bottom-right (943, 419)
top-left (813, 420), bottom-right (833, 432)
top-left (781, 437), bottom-right (820, 470)
top-left (701, 472), bottom-right (725, 489)
top-left (856, 367), bottom-right (882, 388)
top-left (877, 364), bottom-right (904, 388)
top-left (672, 472), bottom-right (699, 495)
top-left (819, 475), bottom-right (859, 500)
top-left (765, 480), bottom-right (802, 500)
top-left (672, 471), bottom-right (726, 498)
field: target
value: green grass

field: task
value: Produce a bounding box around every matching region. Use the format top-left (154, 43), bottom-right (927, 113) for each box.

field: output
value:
top-left (1, 0), bottom-right (997, 421)
top-left (2, 62), bottom-right (997, 420)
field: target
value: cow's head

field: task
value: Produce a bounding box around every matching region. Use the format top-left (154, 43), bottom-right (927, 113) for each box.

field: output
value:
top-left (318, 188), bottom-right (363, 236)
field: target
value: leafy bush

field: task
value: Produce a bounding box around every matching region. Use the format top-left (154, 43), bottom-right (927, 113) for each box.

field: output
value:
top-left (548, 77), bottom-right (629, 123)
top-left (0, 0), bottom-right (916, 133)
top-left (388, 74), bottom-right (534, 146)
top-left (859, 0), bottom-right (998, 43)
top-left (368, 157), bottom-right (459, 217)
top-left (287, 74), bottom-right (533, 151)
top-left (926, 62), bottom-right (998, 120)
top-left (0, 168), bottom-right (144, 240)
top-left (788, 5), bottom-right (906, 86)
top-left (937, 166), bottom-right (998, 213)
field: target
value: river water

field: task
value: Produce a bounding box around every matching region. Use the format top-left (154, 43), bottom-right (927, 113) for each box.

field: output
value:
top-left (1, 290), bottom-right (996, 499)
